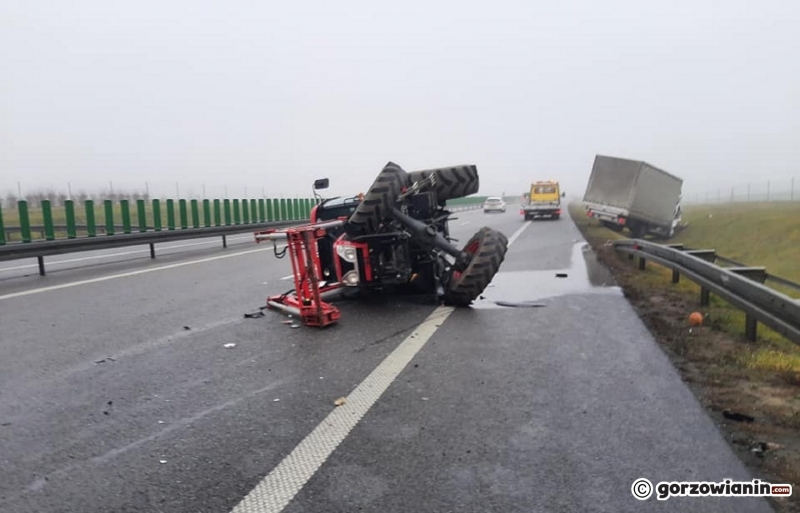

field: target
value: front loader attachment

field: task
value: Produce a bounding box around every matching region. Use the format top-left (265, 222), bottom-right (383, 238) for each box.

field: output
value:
top-left (255, 219), bottom-right (345, 327)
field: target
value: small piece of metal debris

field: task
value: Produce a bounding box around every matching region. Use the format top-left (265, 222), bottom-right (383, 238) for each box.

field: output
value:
top-left (158, 421), bottom-right (165, 424)
top-left (223, 343), bottom-right (236, 348)
top-left (281, 320), bottom-right (292, 324)
top-left (160, 460), bottom-right (167, 464)
top-left (334, 397), bottom-right (347, 406)
top-left (290, 324), bottom-right (300, 329)
top-left (273, 398), bottom-right (281, 402)
top-left (421, 397), bottom-right (429, 401)
top-left (555, 273), bottom-right (568, 278)
top-left (183, 326), bottom-right (191, 331)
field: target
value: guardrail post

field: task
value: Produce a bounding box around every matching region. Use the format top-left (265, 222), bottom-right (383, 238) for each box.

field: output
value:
top-left (153, 199), bottom-right (162, 231)
top-left (224, 199), bottom-right (232, 226)
top-left (104, 200), bottom-right (115, 236)
top-left (233, 199), bottom-right (241, 225)
top-left (745, 314), bottom-right (757, 342)
top-left (242, 199), bottom-right (250, 224)
top-left (672, 269), bottom-right (680, 283)
top-left (137, 200), bottom-right (147, 233)
top-left (191, 200), bottom-right (200, 228)
top-left (292, 199), bottom-right (299, 220)
top-left (287, 199), bottom-right (294, 221)
top-left (121, 200), bottom-right (132, 234)
top-left (259, 199), bottom-right (266, 222)
top-left (18, 201), bottom-right (32, 243)
top-left (214, 199), bottom-right (222, 226)
top-left (250, 199), bottom-right (257, 223)
top-left (42, 200), bottom-right (55, 241)
top-left (179, 199), bottom-right (188, 229)
top-left (700, 287), bottom-right (710, 307)
top-left (203, 199), bottom-right (212, 227)
top-left (638, 256), bottom-right (646, 270)
top-left (267, 199), bottom-right (274, 221)
top-left (280, 199), bottom-right (287, 220)
top-left (0, 202), bottom-right (6, 245)
top-left (85, 200), bottom-right (96, 237)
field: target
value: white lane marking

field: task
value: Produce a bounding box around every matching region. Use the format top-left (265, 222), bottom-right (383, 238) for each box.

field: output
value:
top-left (0, 235), bottom-right (253, 272)
top-left (506, 221), bottom-right (531, 247)
top-left (230, 306), bottom-right (455, 513)
top-left (0, 247), bottom-right (276, 301)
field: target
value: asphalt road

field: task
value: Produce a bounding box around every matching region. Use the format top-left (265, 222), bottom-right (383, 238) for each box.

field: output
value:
top-left (0, 207), bottom-right (774, 513)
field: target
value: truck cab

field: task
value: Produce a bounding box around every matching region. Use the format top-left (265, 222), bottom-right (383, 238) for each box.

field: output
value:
top-left (521, 180), bottom-right (564, 220)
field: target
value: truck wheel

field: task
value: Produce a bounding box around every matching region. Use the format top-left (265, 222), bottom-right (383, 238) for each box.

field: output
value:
top-left (346, 161), bottom-right (408, 236)
top-left (443, 227), bottom-right (508, 307)
top-left (408, 165), bottom-right (479, 203)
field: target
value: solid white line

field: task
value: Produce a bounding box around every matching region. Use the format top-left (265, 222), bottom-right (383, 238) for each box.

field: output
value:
top-left (230, 306), bottom-right (455, 513)
top-left (0, 235), bottom-right (253, 272)
top-left (0, 247), bottom-right (271, 301)
top-left (506, 221), bottom-right (531, 247)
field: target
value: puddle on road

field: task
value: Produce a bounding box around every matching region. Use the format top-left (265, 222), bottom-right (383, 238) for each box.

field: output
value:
top-left (472, 242), bottom-right (623, 309)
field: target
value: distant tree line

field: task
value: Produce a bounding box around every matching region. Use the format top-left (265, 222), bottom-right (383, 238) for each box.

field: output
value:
top-left (3, 188), bottom-right (151, 208)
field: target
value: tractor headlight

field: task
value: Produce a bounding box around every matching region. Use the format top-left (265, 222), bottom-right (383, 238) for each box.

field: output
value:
top-left (342, 270), bottom-right (360, 286)
top-left (337, 245), bottom-right (358, 263)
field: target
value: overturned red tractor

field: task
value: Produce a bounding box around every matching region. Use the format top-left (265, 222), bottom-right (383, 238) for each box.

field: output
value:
top-left (255, 162), bottom-right (509, 327)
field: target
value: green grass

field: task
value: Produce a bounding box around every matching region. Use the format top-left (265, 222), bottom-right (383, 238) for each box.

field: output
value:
top-left (569, 200), bottom-right (800, 373)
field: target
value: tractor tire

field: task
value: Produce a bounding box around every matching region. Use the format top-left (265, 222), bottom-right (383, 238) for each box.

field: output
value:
top-left (443, 227), bottom-right (508, 307)
top-left (408, 165), bottom-right (480, 202)
top-left (346, 161), bottom-right (409, 236)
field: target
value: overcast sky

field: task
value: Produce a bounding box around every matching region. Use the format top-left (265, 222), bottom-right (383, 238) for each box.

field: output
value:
top-left (2, 0), bottom-right (798, 200)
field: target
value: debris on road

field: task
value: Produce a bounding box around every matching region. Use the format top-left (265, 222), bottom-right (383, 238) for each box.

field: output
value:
top-left (555, 273), bottom-right (568, 278)
top-left (334, 397), bottom-right (346, 406)
top-left (159, 460), bottom-right (167, 464)
top-left (223, 343), bottom-right (236, 349)
top-left (183, 326), bottom-right (191, 331)
top-left (94, 357), bottom-right (116, 364)
top-left (723, 411), bottom-right (755, 423)
top-left (494, 300), bottom-right (547, 308)
top-left (273, 398), bottom-right (280, 402)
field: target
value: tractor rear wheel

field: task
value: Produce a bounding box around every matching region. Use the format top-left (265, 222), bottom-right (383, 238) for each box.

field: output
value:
top-left (408, 165), bottom-right (480, 203)
top-left (443, 227), bottom-right (508, 307)
top-left (346, 161), bottom-right (409, 236)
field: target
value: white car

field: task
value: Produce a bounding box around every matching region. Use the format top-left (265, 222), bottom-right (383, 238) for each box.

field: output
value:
top-left (483, 197), bottom-right (506, 213)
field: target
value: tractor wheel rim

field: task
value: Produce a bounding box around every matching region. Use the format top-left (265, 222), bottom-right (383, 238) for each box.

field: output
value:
top-left (452, 240), bottom-right (480, 280)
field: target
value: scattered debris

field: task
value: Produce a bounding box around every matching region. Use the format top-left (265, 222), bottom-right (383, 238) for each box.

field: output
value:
top-left (159, 460), bottom-right (167, 464)
top-left (494, 300), bottom-right (547, 308)
top-left (183, 326), bottom-right (191, 331)
top-left (421, 397), bottom-right (429, 401)
top-left (223, 343), bottom-right (237, 349)
top-left (281, 320), bottom-right (292, 325)
top-left (158, 421), bottom-right (165, 424)
top-left (244, 311), bottom-right (266, 319)
top-left (334, 397), bottom-right (347, 406)
top-left (290, 324), bottom-right (301, 329)
top-left (94, 357), bottom-right (116, 364)
top-left (1, 422), bottom-right (11, 427)
top-left (273, 398), bottom-right (280, 402)
top-left (723, 411), bottom-right (755, 423)
top-left (555, 273), bottom-right (568, 278)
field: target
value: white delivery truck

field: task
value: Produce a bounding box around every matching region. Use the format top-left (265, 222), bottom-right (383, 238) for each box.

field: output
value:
top-left (582, 155), bottom-right (683, 239)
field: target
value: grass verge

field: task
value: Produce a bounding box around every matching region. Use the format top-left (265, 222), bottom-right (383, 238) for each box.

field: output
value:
top-left (569, 201), bottom-right (800, 512)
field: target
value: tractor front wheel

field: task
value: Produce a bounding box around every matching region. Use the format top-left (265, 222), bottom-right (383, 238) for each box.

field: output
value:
top-left (443, 227), bottom-right (508, 307)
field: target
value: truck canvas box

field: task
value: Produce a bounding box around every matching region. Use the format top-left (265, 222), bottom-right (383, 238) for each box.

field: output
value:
top-left (582, 155), bottom-right (683, 239)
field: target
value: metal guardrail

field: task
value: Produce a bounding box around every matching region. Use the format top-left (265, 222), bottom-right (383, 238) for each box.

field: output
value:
top-left (612, 239), bottom-right (800, 344)
top-left (0, 203), bottom-right (483, 275)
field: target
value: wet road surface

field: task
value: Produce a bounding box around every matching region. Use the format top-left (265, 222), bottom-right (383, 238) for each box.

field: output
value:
top-left (0, 208), bottom-right (773, 512)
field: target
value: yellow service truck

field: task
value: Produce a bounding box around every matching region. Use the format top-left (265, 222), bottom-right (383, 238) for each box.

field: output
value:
top-left (520, 180), bottom-right (564, 220)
